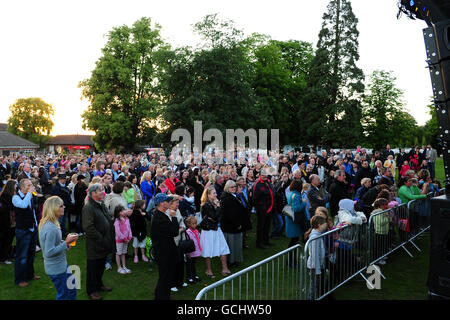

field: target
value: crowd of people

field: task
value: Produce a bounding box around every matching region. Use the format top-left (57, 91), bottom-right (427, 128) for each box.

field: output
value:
top-left (0, 143), bottom-right (441, 300)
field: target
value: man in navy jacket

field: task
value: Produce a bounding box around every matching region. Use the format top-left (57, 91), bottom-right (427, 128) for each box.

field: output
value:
top-left (151, 193), bottom-right (179, 300)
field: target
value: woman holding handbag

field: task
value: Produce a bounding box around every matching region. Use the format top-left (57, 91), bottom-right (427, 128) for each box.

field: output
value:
top-left (285, 180), bottom-right (309, 267)
top-left (199, 186), bottom-right (231, 278)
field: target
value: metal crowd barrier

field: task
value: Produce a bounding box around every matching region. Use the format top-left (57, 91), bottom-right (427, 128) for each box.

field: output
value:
top-left (195, 244), bottom-right (307, 300)
top-left (405, 187), bottom-right (443, 252)
top-left (367, 203), bottom-right (410, 268)
top-left (303, 223), bottom-right (368, 300)
top-left (195, 187), bottom-right (444, 300)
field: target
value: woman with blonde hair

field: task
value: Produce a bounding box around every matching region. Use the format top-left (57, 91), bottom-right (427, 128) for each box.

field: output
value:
top-left (140, 171), bottom-right (156, 208)
top-left (38, 196), bottom-right (78, 300)
top-left (199, 186), bottom-right (231, 278)
top-left (209, 171), bottom-right (218, 185)
top-left (90, 176), bottom-right (102, 186)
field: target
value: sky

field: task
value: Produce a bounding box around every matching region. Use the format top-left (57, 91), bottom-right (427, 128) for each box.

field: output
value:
top-left (0, 0), bottom-right (433, 136)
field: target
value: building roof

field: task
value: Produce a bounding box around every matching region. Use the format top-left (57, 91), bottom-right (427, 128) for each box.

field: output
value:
top-left (46, 135), bottom-right (95, 146)
top-left (0, 123), bottom-right (8, 132)
top-left (0, 131), bottom-right (39, 148)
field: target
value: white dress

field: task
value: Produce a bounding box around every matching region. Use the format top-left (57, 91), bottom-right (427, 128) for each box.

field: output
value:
top-left (200, 226), bottom-right (230, 258)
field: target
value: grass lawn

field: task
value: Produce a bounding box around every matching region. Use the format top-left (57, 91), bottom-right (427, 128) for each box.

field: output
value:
top-left (0, 217), bottom-right (293, 300)
top-left (0, 158), bottom-right (443, 300)
top-left (333, 232), bottom-right (431, 300)
top-left (332, 157), bottom-right (445, 300)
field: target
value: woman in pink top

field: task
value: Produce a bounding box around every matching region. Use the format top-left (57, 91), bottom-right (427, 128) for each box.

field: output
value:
top-left (113, 205), bottom-right (132, 275)
top-left (185, 216), bottom-right (202, 283)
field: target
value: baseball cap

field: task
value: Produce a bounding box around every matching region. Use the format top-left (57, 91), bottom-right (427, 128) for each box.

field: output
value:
top-left (153, 193), bottom-right (174, 205)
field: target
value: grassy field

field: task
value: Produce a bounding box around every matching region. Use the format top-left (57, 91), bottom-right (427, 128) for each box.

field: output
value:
top-left (0, 217), bottom-right (295, 300)
top-left (332, 157), bottom-right (444, 300)
top-left (0, 158), bottom-right (443, 300)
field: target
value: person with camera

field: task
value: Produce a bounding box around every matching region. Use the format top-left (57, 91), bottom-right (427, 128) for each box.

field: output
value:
top-left (12, 178), bottom-right (41, 287)
top-left (199, 186), bottom-right (231, 278)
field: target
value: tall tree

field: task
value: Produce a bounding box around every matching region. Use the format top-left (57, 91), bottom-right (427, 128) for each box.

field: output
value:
top-left (423, 103), bottom-right (440, 149)
top-left (362, 70), bottom-right (417, 149)
top-left (252, 40), bottom-right (313, 145)
top-left (159, 15), bottom-right (270, 147)
top-left (79, 17), bottom-right (168, 152)
top-left (7, 97), bottom-right (54, 148)
top-left (300, 0), bottom-right (365, 147)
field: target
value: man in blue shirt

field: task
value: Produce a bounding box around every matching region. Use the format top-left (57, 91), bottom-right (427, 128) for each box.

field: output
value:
top-left (12, 178), bottom-right (41, 287)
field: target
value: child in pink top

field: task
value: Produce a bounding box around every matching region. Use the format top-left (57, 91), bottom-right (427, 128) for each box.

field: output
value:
top-left (114, 205), bottom-right (133, 275)
top-left (185, 216), bottom-right (202, 283)
top-left (399, 161), bottom-right (411, 177)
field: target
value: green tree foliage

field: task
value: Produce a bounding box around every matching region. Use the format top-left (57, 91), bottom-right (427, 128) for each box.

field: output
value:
top-left (423, 103), bottom-right (439, 148)
top-left (158, 15), bottom-right (271, 147)
top-left (300, 0), bottom-right (365, 148)
top-left (7, 97), bottom-right (54, 148)
top-left (252, 40), bottom-right (313, 146)
top-left (362, 70), bottom-right (417, 149)
top-left (79, 17), bottom-right (168, 152)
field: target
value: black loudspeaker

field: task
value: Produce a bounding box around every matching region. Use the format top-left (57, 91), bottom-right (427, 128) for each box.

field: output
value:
top-left (427, 195), bottom-right (450, 298)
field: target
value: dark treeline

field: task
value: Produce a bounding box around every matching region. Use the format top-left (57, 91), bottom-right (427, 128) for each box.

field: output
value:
top-left (79, 1), bottom-right (438, 153)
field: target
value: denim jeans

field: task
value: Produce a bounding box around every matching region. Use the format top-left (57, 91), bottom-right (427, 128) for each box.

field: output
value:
top-left (49, 266), bottom-right (77, 300)
top-left (271, 212), bottom-right (284, 237)
top-left (14, 228), bottom-right (37, 285)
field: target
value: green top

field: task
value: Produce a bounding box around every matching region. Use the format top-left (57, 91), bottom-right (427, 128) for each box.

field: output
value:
top-left (398, 185), bottom-right (426, 205)
top-left (123, 188), bottom-right (135, 204)
top-left (371, 208), bottom-right (391, 235)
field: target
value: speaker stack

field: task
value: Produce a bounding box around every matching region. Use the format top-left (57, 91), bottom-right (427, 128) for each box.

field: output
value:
top-left (424, 19), bottom-right (450, 299)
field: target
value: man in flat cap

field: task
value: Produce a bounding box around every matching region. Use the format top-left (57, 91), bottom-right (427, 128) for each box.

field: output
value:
top-left (151, 193), bottom-right (179, 300)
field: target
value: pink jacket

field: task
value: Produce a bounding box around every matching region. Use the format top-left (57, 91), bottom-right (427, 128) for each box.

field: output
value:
top-left (186, 228), bottom-right (202, 258)
top-left (114, 217), bottom-right (132, 243)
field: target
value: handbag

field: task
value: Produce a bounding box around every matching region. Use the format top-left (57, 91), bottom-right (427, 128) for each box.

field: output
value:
top-left (282, 193), bottom-right (295, 218)
top-left (398, 218), bottom-right (410, 232)
top-left (282, 204), bottom-right (294, 218)
top-left (179, 231), bottom-right (195, 254)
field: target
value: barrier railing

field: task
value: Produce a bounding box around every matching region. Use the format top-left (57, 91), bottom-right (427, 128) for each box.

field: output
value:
top-left (367, 203), bottom-right (411, 267)
top-left (405, 187), bottom-right (442, 252)
top-left (195, 244), bottom-right (307, 300)
top-left (303, 223), bottom-right (368, 300)
top-left (195, 187), bottom-right (444, 300)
